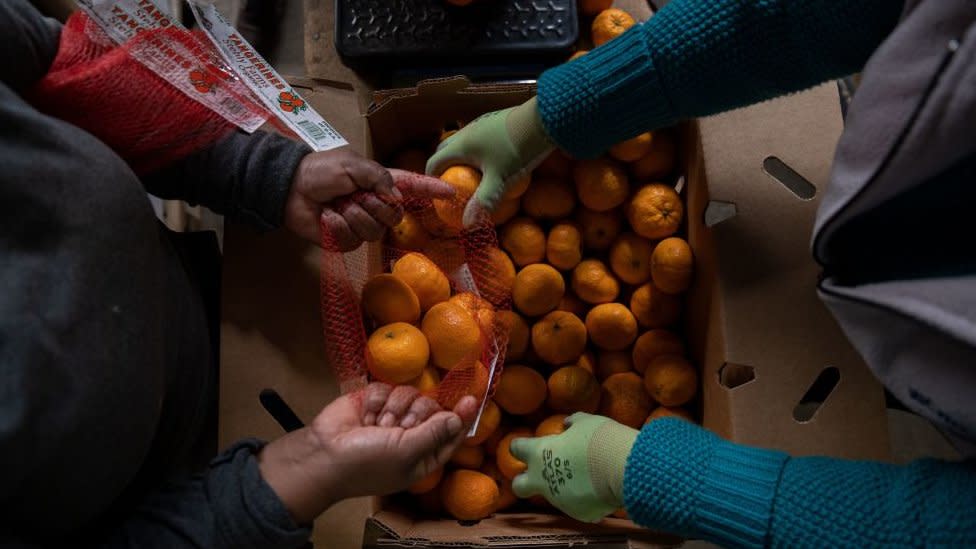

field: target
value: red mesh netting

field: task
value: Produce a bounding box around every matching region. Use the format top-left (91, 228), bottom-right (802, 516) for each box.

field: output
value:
top-left (30, 11), bottom-right (276, 175)
top-left (320, 176), bottom-right (510, 420)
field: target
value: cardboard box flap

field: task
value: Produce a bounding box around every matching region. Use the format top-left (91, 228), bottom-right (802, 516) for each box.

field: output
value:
top-left (367, 509), bottom-right (681, 548)
top-left (365, 77), bottom-right (535, 164)
top-left (695, 83), bottom-right (889, 459)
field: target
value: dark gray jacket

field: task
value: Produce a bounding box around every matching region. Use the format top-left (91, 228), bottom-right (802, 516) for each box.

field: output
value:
top-left (814, 0), bottom-right (976, 455)
top-left (1, 1), bottom-right (311, 547)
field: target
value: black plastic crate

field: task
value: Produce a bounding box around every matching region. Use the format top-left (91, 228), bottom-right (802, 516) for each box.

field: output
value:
top-left (335, 0), bottom-right (579, 67)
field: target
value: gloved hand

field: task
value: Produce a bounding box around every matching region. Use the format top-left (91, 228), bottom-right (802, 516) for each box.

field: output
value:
top-left (510, 413), bottom-right (638, 523)
top-left (426, 97), bottom-right (555, 227)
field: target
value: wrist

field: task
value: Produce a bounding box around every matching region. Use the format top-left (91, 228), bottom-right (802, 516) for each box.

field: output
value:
top-left (506, 97), bottom-right (556, 166)
top-left (258, 427), bottom-right (342, 524)
top-left (589, 420), bottom-right (639, 507)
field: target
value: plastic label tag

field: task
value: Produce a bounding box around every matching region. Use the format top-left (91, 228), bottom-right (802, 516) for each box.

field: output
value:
top-left (452, 262), bottom-right (480, 296)
top-left (187, 1), bottom-right (347, 151)
top-left (75, 0), bottom-right (267, 133)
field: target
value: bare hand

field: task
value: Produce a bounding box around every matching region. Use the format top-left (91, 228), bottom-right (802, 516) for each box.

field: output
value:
top-left (258, 383), bottom-right (478, 524)
top-left (285, 148), bottom-right (454, 250)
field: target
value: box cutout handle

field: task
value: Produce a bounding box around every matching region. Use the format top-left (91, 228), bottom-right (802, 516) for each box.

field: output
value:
top-left (718, 363), bottom-right (755, 389)
top-left (705, 201), bottom-right (737, 227)
top-left (792, 366), bottom-right (840, 422)
top-left (763, 156), bottom-right (816, 200)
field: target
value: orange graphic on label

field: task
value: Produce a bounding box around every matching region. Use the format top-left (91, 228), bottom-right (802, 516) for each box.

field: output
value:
top-left (278, 90), bottom-right (307, 114)
top-left (189, 68), bottom-right (220, 93)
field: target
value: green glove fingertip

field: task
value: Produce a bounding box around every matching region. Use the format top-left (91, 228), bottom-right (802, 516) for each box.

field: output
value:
top-left (511, 473), bottom-right (537, 498)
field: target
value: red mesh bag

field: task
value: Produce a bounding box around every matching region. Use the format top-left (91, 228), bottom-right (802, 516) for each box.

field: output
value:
top-left (319, 177), bottom-right (510, 427)
top-left (30, 11), bottom-right (279, 175)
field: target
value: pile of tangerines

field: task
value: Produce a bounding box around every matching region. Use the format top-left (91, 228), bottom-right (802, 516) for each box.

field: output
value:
top-left (359, 1), bottom-right (691, 522)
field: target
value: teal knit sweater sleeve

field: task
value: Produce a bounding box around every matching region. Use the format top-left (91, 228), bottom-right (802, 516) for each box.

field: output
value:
top-left (624, 419), bottom-right (976, 548)
top-left (537, 0), bottom-right (902, 158)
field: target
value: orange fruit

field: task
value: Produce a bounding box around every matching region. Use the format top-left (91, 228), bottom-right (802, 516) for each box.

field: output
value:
top-left (609, 232), bottom-right (655, 285)
top-left (422, 302), bottom-right (484, 370)
top-left (576, 350), bottom-right (597, 375)
top-left (597, 350), bottom-right (633, 380)
top-left (586, 303), bottom-right (638, 351)
top-left (392, 253), bottom-right (451, 311)
top-left (535, 414), bottom-right (569, 437)
top-left (409, 366), bottom-right (441, 393)
top-left (392, 148), bottom-right (428, 173)
top-left (484, 247), bottom-right (517, 298)
top-left (592, 8), bottom-right (636, 47)
top-left (571, 259), bottom-right (619, 304)
top-left (498, 310), bottom-right (530, 362)
top-left (531, 311), bottom-right (588, 366)
top-left (643, 355), bottom-right (698, 407)
top-left (438, 361), bottom-right (490, 409)
top-left (465, 400), bottom-right (501, 447)
top-left (362, 273), bottom-right (421, 326)
top-left (388, 211), bottom-right (430, 251)
top-left (579, 0), bottom-right (612, 16)
top-left (547, 365), bottom-right (601, 413)
top-left (480, 462), bottom-right (518, 511)
top-left (535, 150), bottom-right (572, 178)
top-left (546, 222), bottom-right (583, 271)
top-left (441, 470), bottom-right (499, 520)
top-left (421, 210), bottom-right (455, 238)
top-left (483, 424), bottom-right (510, 457)
top-left (612, 508), bottom-right (629, 519)
top-left (450, 292), bottom-right (496, 338)
top-left (440, 128), bottom-right (458, 143)
top-left (632, 329), bottom-right (685, 374)
top-left (574, 157), bottom-right (630, 212)
top-left (651, 237), bottom-right (694, 294)
top-left (500, 217), bottom-right (546, 267)
top-left (600, 372), bottom-right (653, 429)
top-left (576, 208), bottom-right (622, 250)
top-left (627, 183), bottom-right (683, 240)
top-left (502, 174), bottom-right (532, 201)
top-left (568, 50), bottom-right (588, 61)
top-left (557, 292), bottom-right (589, 318)
top-left (630, 282), bottom-right (682, 328)
top-left (492, 198), bottom-right (521, 226)
top-left (408, 466), bottom-right (443, 494)
top-left (609, 132), bottom-right (654, 163)
top-left (496, 428), bottom-right (533, 479)
top-left (367, 322), bottom-right (429, 383)
top-left (512, 264), bottom-right (565, 317)
top-left (435, 166), bottom-right (481, 232)
top-left (494, 365), bottom-right (547, 415)
top-left (646, 406), bottom-right (695, 424)
top-left (521, 178), bottom-right (576, 220)
top-left (632, 131), bottom-right (676, 180)
top-left (450, 445), bottom-right (486, 469)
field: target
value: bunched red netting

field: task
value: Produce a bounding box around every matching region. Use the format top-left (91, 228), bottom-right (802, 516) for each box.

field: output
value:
top-left (319, 177), bottom-right (510, 424)
top-left (30, 11), bottom-right (280, 175)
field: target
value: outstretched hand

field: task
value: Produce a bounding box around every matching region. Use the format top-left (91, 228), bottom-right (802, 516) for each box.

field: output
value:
top-left (259, 383), bottom-right (479, 524)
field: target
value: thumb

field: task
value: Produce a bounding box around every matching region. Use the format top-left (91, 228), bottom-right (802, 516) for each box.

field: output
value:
top-left (512, 472), bottom-right (541, 499)
top-left (462, 169), bottom-right (504, 228)
top-left (425, 137), bottom-right (467, 177)
top-left (399, 411), bottom-right (466, 464)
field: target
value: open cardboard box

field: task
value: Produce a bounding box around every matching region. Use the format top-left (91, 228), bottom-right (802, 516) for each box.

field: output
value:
top-left (353, 76), bottom-right (890, 547)
top-left (218, 1), bottom-right (889, 548)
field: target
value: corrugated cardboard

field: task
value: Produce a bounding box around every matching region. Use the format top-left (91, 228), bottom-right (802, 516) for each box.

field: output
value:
top-left (351, 76), bottom-right (889, 547)
top-left (218, 2), bottom-right (887, 548)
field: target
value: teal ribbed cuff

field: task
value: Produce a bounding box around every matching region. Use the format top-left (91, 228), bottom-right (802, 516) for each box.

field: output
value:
top-left (623, 418), bottom-right (789, 548)
top-left (696, 440), bottom-right (789, 547)
top-left (538, 25), bottom-right (673, 159)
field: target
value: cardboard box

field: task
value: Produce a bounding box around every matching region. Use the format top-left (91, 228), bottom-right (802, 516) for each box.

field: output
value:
top-left (350, 75), bottom-right (890, 548)
top-left (217, 3), bottom-right (888, 548)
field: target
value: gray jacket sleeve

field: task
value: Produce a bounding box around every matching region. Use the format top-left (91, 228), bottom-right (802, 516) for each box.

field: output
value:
top-left (2, 0), bottom-right (310, 231)
top-left (141, 130), bottom-right (311, 231)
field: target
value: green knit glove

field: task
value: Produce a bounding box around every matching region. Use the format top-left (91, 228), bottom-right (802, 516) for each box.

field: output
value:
top-left (510, 413), bottom-right (638, 523)
top-left (426, 97), bottom-right (554, 227)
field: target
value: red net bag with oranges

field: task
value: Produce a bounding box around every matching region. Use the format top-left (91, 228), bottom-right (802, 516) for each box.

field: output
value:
top-left (318, 167), bottom-right (512, 430)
